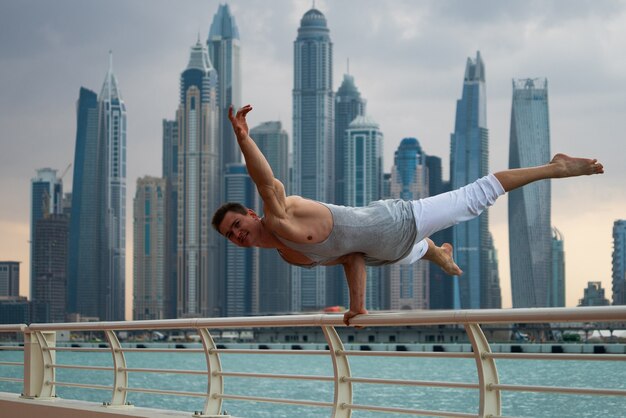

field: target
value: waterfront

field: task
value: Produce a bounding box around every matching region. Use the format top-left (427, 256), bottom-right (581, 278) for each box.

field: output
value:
top-left (0, 349), bottom-right (624, 417)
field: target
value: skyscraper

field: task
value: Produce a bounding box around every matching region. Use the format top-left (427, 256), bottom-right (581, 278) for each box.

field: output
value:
top-left (162, 119), bottom-right (179, 318)
top-left (176, 40), bottom-right (220, 318)
top-left (68, 87), bottom-right (99, 319)
top-left (550, 227), bottom-right (565, 307)
top-left (250, 121), bottom-right (291, 314)
top-left (30, 168), bottom-right (63, 294)
top-left (344, 115), bottom-right (383, 309)
top-left (32, 214), bottom-right (68, 323)
top-left (578, 282), bottom-right (609, 306)
top-left (133, 177), bottom-right (167, 320)
top-left (207, 3), bottom-right (242, 168)
top-left (335, 73), bottom-right (366, 206)
top-left (388, 138), bottom-right (429, 310)
top-left (509, 78), bottom-right (551, 308)
top-left (99, 52), bottom-right (127, 321)
top-left (450, 51), bottom-right (494, 309)
top-left (224, 164), bottom-right (258, 316)
top-left (612, 220), bottom-right (626, 305)
top-left (292, 7), bottom-right (334, 310)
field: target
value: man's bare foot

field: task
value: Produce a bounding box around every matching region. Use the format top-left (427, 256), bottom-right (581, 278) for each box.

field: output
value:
top-left (423, 239), bottom-right (463, 276)
top-left (550, 153), bottom-right (604, 178)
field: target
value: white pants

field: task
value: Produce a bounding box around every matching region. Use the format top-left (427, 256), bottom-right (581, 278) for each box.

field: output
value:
top-left (395, 173), bottom-right (505, 265)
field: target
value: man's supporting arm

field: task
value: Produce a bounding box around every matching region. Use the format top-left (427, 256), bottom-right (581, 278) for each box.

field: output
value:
top-left (341, 253), bottom-right (368, 326)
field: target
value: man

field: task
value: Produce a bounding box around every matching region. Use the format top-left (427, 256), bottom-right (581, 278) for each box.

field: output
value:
top-left (213, 105), bottom-right (604, 325)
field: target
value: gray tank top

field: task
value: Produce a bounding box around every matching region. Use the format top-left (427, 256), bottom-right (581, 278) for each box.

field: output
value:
top-left (275, 199), bottom-right (417, 268)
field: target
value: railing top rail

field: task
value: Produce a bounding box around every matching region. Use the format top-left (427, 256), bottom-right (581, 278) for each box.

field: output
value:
top-left (0, 324), bottom-right (27, 332)
top-left (23, 306), bottom-right (626, 331)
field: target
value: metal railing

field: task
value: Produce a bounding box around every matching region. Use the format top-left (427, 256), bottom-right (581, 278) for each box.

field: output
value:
top-left (0, 306), bottom-right (625, 417)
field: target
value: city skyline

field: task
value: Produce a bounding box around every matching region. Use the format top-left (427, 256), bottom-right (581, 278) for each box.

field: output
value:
top-left (1, 1), bottom-right (625, 316)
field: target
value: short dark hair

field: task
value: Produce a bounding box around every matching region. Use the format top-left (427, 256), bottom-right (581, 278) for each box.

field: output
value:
top-left (211, 202), bottom-right (248, 233)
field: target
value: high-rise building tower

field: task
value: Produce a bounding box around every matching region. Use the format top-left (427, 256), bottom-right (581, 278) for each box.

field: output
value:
top-left (224, 164), bottom-right (258, 316)
top-left (578, 282), bottom-right (609, 306)
top-left (32, 214), bottom-right (68, 323)
top-left (509, 78), bottom-right (551, 308)
top-left (388, 138), bottom-right (429, 310)
top-left (250, 121), bottom-right (291, 314)
top-left (612, 220), bottom-right (626, 305)
top-left (550, 227), bottom-right (565, 307)
top-left (30, 168), bottom-right (63, 295)
top-left (208, 3), bottom-right (242, 168)
top-left (335, 73), bottom-right (366, 206)
top-left (450, 51), bottom-right (493, 309)
top-left (176, 40), bottom-right (220, 318)
top-left (99, 52), bottom-right (127, 321)
top-left (425, 156), bottom-right (455, 309)
top-left (133, 177), bottom-right (167, 320)
top-left (162, 119), bottom-right (179, 318)
top-left (344, 116), bottom-right (383, 309)
top-left (0, 262), bottom-right (20, 298)
top-left (292, 8), bottom-right (334, 310)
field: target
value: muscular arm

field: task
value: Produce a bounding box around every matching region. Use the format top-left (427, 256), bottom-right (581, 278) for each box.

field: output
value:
top-left (229, 105), bottom-right (286, 216)
top-left (338, 253), bottom-right (369, 326)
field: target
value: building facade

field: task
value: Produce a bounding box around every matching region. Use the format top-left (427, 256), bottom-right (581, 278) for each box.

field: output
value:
top-left (550, 227), bottom-right (565, 307)
top-left (612, 220), bottom-right (626, 305)
top-left (344, 116), bottom-right (383, 309)
top-left (162, 119), bottom-right (179, 318)
top-left (250, 121), bottom-right (291, 314)
top-left (0, 262), bottom-right (20, 298)
top-left (388, 138), bottom-right (429, 310)
top-left (30, 168), bottom-right (63, 294)
top-left (133, 177), bottom-right (167, 320)
top-left (207, 3), bottom-right (242, 168)
top-left (292, 8), bottom-right (334, 310)
top-left (450, 51), bottom-right (499, 309)
top-left (176, 40), bottom-right (220, 318)
top-left (578, 282), bottom-right (609, 306)
top-left (509, 78), bottom-right (552, 308)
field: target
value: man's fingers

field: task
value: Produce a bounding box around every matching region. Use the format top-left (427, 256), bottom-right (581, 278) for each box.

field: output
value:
top-left (228, 105), bottom-right (235, 121)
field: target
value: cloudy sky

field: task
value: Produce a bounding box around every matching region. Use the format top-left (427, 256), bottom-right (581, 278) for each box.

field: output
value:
top-left (1, 0), bottom-right (625, 315)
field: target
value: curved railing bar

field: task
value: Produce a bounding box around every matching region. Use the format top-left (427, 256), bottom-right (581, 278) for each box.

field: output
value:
top-left (464, 323), bottom-right (500, 417)
top-left (322, 326), bottom-right (352, 418)
top-left (198, 327), bottom-right (224, 416)
top-left (25, 306), bottom-right (626, 331)
top-left (33, 331), bottom-right (55, 399)
top-left (104, 330), bottom-right (128, 406)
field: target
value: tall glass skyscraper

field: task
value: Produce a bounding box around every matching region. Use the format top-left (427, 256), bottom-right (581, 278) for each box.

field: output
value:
top-left (389, 138), bottom-right (429, 310)
top-left (30, 168), bottom-right (63, 295)
top-left (292, 8), bottom-right (334, 310)
top-left (335, 73), bottom-right (366, 206)
top-left (250, 121), bottom-right (291, 314)
top-left (224, 164), bottom-right (258, 316)
top-left (509, 78), bottom-right (551, 308)
top-left (133, 176), bottom-right (167, 320)
top-left (162, 119), bottom-right (178, 319)
top-left (208, 3), bottom-right (242, 168)
top-left (550, 227), bottom-right (565, 307)
top-left (68, 87), bottom-right (99, 319)
top-left (344, 116), bottom-right (383, 309)
top-left (99, 52), bottom-right (127, 321)
top-left (450, 51), bottom-right (496, 309)
top-left (612, 220), bottom-right (626, 305)
top-left (176, 40), bottom-right (220, 318)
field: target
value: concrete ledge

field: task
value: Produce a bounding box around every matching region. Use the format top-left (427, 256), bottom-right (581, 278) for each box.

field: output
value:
top-left (0, 392), bottom-right (197, 417)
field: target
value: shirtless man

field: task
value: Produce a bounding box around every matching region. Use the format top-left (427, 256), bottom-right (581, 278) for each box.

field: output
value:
top-left (213, 105), bottom-right (604, 326)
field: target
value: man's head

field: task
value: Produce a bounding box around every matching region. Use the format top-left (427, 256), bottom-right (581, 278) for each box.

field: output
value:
top-left (212, 202), bottom-right (261, 247)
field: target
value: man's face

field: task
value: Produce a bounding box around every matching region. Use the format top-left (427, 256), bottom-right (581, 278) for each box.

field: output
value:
top-left (218, 210), bottom-right (260, 248)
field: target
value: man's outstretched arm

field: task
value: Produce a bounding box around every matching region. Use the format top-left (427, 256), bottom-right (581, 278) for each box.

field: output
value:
top-left (229, 105), bottom-right (286, 214)
top-left (341, 253), bottom-right (368, 326)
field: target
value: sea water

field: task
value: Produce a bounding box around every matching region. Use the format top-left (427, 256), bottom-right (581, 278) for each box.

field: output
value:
top-left (0, 349), bottom-right (624, 417)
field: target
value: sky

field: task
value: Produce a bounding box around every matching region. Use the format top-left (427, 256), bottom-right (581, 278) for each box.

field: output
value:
top-left (1, 0), bottom-right (625, 317)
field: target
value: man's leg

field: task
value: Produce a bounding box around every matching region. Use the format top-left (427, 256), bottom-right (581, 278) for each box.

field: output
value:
top-left (494, 153), bottom-right (603, 192)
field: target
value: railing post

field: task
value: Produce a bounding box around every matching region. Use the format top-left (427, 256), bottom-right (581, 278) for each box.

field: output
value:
top-left (104, 330), bottom-right (129, 407)
top-left (199, 328), bottom-right (229, 417)
top-left (322, 326), bottom-right (352, 418)
top-left (22, 330), bottom-right (56, 399)
top-left (465, 323), bottom-right (500, 417)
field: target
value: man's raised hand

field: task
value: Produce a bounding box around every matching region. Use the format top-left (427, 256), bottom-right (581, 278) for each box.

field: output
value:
top-left (228, 104), bottom-right (253, 138)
